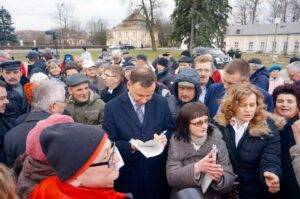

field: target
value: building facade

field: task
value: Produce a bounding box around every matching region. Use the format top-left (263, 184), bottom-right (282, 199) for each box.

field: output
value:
top-left (225, 22), bottom-right (300, 56)
top-left (106, 11), bottom-right (158, 48)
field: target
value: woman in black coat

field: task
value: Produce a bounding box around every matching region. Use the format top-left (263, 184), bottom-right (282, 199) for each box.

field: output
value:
top-left (214, 83), bottom-right (281, 199)
top-left (273, 84), bottom-right (300, 199)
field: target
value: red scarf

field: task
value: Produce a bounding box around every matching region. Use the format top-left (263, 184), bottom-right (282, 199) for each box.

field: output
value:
top-left (29, 176), bottom-right (127, 199)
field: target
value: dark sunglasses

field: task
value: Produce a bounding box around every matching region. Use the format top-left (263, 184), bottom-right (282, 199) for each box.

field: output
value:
top-left (90, 142), bottom-right (116, 168)
top-left (190, 118), bottom-right (210, 127)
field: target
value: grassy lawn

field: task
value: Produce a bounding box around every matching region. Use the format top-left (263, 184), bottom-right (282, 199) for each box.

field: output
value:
top-left (9, 48), bottom-right (291, 68)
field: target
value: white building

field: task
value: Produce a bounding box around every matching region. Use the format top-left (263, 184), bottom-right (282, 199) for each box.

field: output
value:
top-left (225, 22), bottom-right (300, 56)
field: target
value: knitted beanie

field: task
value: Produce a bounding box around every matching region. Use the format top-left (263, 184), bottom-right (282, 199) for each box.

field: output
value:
top-left (26, 113), bottom-right (74, 162)
top-left (40, 123), bottom-right (108, 182)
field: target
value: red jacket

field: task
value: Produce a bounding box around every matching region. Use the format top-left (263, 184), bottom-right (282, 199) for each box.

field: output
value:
top-left (212, 70), bottom-right (222, 83)
top-left (29, 176), bottom-right (127, 199)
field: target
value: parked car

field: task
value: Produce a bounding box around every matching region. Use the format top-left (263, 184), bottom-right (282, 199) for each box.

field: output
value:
top-left (193, 47), bottom-right (232, 69)
top-left (121, 44), bottom-right (135, 50)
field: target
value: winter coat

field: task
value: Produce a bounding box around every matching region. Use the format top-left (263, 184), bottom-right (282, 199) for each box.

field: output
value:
top-left (90, 75), bottom-right (106, 96)
top-left (250, 67), bottom-right (270, 92)
top-left (4, 111), bottom-right (51, 167)
top-left (27, 61), bottom-right (48, 78)
top-left (65, 90), bottom-right (105, 126)
top-left (268, 76), bottom-right (285, 94)
top-left (17, 156), bottom-right (56, 199)
top-left (29, 176), bottom-right (127, 199)
top-left (101, 83), bottom-right (126, 103)
top-left (279, 114), bottom-right (300, 199)
top-left (214, 118), bottom-right (281, 199)
top-left (156, 68), bottom-right (174, 92)
top-left (0, 115), bottom-right (13, 163)
top-left (166, 125), bottom-right (235, 199)
top-left (152, 57), bottom-right (179, 76)
top-left (3, 83), bottom-right (29, 126)
top-left (205, 83), bottom-right (274, 118)
top-left (167, 68), bottom-right (201, 121)
top-left (290, 144), bottom-right (300, 187)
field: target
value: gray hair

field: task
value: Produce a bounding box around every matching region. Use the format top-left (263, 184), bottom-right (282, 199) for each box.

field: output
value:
top-left (30, 72), bottom-right (49, 83)
top-left (287, 61), bottom-right (300, 73)
top-left (31, 80), bottom-right (65, 112)
top-left (111, 50), bottom-right (122, 57)
top-left (0, 51), bottom-right (10, 62)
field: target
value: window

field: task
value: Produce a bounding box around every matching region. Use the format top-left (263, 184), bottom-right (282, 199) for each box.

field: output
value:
top-left (234, 42), bottom-right (239, 48)
top-left (236, 29), bottom-right (240, 34)
top-left (294, 41), bottom-right (299, 52)
top-left (260, 42), bottom-right (265, 51)
top-left (133, 32), bottom-right (136, 36)
top-left (118, 32), bottom-right (121, 38)
top-left (125, 32), bottom-right (128, 37)
top-left (248, 42), bottom-right (254, 51)
top-left (283, 42), bottom-right (288, 52)
top-left (272, 42), bottom-right (277, 52)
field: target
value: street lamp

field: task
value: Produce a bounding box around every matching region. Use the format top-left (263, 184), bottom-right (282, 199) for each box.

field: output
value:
top-left (271, 17), bottom-right (281, 63)
top-left (45, 30), bottom-right (59, 59)
top-left (60, 3), bottom-right (64, 49)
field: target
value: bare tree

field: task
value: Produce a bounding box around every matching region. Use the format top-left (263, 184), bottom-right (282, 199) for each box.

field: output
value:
top-left (247, 0), bottom-right (264, 24)
top-left (289, 0), bottom-right (300, 21)
top-left (86, 17), bottom-right (108, 45)
top-left (268, 0), bottom-right (290, 23)
top-left (234, 0), bottom-right (249, 25)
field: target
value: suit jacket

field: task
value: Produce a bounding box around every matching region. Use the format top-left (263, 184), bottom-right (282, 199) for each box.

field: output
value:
top-left (205, 83), bottom-right (274, 118)
top-left (103, 92), bottom-right (175, 199)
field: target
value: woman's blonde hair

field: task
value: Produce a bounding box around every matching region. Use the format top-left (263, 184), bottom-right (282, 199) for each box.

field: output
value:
top-left (214, 83), bottom-right (270, 136)
top-left (0, 163), bottom-right (18, 199)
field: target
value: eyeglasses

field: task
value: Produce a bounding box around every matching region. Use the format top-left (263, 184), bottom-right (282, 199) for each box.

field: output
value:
top-left (196, 69), bottom-right (211, 73)
top-left (90, 142), bottom-right (116, 168)
top-left (190, 118), bottom-right (210, 127)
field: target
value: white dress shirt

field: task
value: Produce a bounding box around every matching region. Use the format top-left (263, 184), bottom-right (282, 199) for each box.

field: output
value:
top-left (230, 117), bottom-right (250, 147)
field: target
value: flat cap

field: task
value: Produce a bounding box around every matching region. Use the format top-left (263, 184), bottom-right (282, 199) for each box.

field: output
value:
top-left (0, 60), bottom-right (21, 71)
top-left (136, 54), bottom-right (147, 61)
top-left (26, 51), bottom-right (38, 59)
top-left (65, 73), bottom-right (89, 87)
top-left (178, 57), bottom-right (192, 63)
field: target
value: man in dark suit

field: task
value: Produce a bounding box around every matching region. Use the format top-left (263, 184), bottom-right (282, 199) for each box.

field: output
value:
top-left (103, 66), bottom-right (175, 199)
top-left (205, 59), bottom-right (274, 118)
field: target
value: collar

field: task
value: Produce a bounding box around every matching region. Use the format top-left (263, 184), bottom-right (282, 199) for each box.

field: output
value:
top-left (128, 92), bottom-right (145, 112)
top-left (230, 117), bottom-right (250, 130)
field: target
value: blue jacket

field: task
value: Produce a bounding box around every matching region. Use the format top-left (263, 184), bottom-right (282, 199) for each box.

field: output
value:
top-left (250, 67), bottom-right (269, 91)
top-left (205, 83), bottom-right (274, 118)
top-left (103, 92), bottom-right (175, 199)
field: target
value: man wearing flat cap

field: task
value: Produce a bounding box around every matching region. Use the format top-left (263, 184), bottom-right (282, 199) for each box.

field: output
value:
top-left (248, 58), bottom-right (269, 91)
top-left (26, 51), bottom-right (48, 78)
top-left (65, 73), bottom-right (105, 127)
top-left (177, 56), bottom-right (193, 73)
top-left (0, 61), bottom-right (29, 126)
top-left (167, 67), bottom-right (201, 121)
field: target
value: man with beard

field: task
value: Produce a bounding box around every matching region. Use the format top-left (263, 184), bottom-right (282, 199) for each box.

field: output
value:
top-left (166, 67), bottom-right (201, 121)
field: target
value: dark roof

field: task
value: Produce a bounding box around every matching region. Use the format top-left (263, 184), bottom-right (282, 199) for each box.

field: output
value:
top-left (226, 22), bottom-right (300, 36)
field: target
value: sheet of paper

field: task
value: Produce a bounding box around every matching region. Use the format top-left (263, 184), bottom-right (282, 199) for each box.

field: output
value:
top-left (129, 139), bottom-right (164, 158)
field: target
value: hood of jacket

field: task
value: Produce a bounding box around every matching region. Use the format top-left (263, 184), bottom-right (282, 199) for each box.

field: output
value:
top-left (174, 67), bottom-right (201, 102)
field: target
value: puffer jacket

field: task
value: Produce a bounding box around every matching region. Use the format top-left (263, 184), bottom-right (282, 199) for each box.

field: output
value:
top-left (65, 90), bottom-right (105, 127)
top-left (250, 67), bottom-right (269, 91)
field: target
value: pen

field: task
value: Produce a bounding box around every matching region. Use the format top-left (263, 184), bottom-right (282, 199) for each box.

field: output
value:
top-left (160, 130), bottom-right (167, 135)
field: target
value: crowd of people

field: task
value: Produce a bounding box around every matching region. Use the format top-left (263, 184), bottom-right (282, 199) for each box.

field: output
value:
top-left (0, 46), bottom-right (300, 199)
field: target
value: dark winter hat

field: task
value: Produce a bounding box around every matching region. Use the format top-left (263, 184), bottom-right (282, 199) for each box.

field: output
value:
top-left (40, 122), bottom-right (108, 182)
top-left (123, 61), bottom-right (135, 70)
top-left (269, 65), bottom-right (282, 72)
top-left (26, 51), bottom-right (38, 59)
top-left (102, 48), bottom-right (107, 52)
top-left (0, 60), bottom-right (21, 71)
top-left (178, 57), bottom-right (192, 63)
top-left (157, 57), bottom-right (169, 68)
top-left (65, 73), bottom-right (89, 87)
top-left (181, 50), bottom-right (191, 58)
top-left (248, 58), bottom-right (262, 65)
top-left (290, 56), bottom-right (300, 64)
top-left (136, 54), bottom-right (147, 61)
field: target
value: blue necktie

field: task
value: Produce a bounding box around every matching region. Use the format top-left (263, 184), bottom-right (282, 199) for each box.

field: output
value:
top-left (136, 105), bottom-right (144, 124)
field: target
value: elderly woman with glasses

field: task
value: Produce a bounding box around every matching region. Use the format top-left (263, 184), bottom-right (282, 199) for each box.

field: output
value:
top-left (166, 102), bottom-right (235, 199)
top-left (29, 123), bottom-right (127, 199)
top-left (272, 84), bottom-right (300, 199)
top-left (214, 83), bottom-right (281, 199)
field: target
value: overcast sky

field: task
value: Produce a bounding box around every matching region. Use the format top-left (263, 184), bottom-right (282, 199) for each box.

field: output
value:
top-left (3, 0), bottom-right (175, 31)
